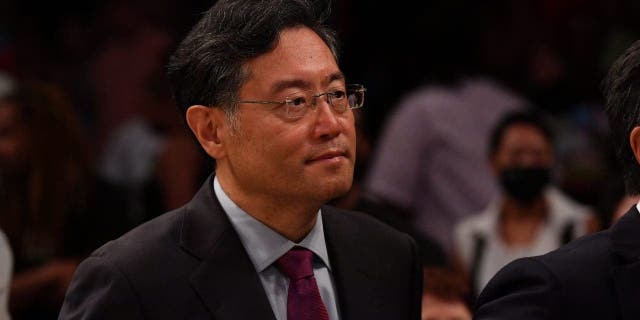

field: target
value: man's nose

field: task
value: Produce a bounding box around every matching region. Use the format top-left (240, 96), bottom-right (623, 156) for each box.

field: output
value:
top-left (311, 98), bottom-right (342, 140)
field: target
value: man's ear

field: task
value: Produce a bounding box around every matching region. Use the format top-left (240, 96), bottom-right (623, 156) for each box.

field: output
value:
top-left (630, 127), bottom-right (640, 165)
top-left (185, 105), bottom-right (227, 159)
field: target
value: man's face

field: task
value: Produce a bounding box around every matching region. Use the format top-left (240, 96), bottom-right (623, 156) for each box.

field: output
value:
top-left (216, 26), bottom-right (356, 206)
top-left (491, 123), bottom-right (554, 172)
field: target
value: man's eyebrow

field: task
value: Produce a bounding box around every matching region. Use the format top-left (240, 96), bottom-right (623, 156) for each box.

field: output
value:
top-left (271, 79), bottom-right (312, 93)
top-left (270, 72), bottom-right (347, 93)
top-left (327, 72), bottom-right (345, 84)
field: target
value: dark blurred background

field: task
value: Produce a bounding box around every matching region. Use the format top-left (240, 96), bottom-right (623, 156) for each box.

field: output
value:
top-left (2, 0), bottom-right (635, 142)
top-left (1, 0), bottom-right (640, 318)
top-left (2, 0), bottom-right (635, 170)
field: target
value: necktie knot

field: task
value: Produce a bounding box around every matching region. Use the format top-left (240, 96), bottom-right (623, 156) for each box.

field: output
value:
top-left (276, 247), bottom-right (314, 280)
top-left (275, 246), bottom-right (329, 320)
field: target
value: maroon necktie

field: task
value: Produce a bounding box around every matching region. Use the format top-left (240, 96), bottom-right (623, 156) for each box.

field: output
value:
top-left (275, 247), bottom-right (330, 320)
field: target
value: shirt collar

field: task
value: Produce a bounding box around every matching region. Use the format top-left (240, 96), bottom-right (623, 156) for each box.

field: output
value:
top-left (213, 176), bottom-right (331, 272)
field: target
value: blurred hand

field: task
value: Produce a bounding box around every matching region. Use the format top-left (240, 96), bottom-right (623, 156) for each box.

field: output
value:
top-left (41, 258), bottom-right (79, 301)
top-left (10, 257), bottom-right (79, 315)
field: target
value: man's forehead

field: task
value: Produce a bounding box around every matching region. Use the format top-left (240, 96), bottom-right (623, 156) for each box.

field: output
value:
top-left (240, 26), bottom-right (343, 96)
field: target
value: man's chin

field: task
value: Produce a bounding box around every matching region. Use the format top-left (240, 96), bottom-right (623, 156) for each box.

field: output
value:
top-left (316, 177), bottom-right (354, 202)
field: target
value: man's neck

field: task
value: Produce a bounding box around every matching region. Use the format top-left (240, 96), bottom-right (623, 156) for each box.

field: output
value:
top-left (216, 175), bottom-right (321, 243)
top-left (248, 207), bottom-right (319, 243)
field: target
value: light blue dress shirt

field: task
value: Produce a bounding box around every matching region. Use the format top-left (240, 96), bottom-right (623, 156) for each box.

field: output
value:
top-left (214, 177), bottom-right (340, 320)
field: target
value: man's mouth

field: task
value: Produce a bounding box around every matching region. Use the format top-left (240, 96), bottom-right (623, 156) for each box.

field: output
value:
top-left (306, 149), bottom-right (348, 163)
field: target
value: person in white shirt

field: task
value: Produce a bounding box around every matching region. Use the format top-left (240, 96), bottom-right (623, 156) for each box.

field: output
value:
top-left (454, 111), bottom-right (596, 295)
top-left (0, 229), bottom-right (12, 320)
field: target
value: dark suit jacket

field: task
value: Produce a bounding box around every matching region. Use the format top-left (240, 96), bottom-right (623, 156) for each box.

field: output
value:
top-left (59, 176), bottom-right (422, 319)
top-left (474, 206), bottom-right (640, 320)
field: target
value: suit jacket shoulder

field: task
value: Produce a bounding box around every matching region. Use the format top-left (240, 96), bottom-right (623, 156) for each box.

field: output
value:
top-left (474, 230), bottom-right (617, 320)
top-left (59, 178), bottom-right (266, 319)
top-left (323, 206), bottom-right (416, 248)
top-left (322, 206), bottom-right (422, 320)
top-left (475, 208), bottom-right (640, 320)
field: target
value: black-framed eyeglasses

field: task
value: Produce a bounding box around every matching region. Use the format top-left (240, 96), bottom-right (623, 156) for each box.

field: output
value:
top-left (235, 84), bottom-right (366, 119)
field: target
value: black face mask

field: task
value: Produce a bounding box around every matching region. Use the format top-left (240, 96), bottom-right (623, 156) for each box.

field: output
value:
top-left (499, 167), bottom-right (551, 204)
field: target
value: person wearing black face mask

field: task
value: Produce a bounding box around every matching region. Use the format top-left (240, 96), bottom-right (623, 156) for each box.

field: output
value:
top-left (499, 166), bottom-right (551, 204)
top-left (453, 111), bottom-right (598, 298)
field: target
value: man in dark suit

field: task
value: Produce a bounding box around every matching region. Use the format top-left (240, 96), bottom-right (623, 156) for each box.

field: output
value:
top-left (474, 40), bottom-right (640, 320)
top-left (58, 0), bottom-right (422, 319)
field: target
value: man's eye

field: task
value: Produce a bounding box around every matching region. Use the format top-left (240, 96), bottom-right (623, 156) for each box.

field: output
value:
top-left (289, 96), bottom-right (306, 106)
top-left (331, 90), bottom-right (346, 99)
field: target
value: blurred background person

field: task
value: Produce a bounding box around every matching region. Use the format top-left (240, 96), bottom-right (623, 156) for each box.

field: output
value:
top-left (421, 267), bottom-right (473, 320)
top-left (350, 1), bottom-right (620, 263)
top-left (98, 71), bottom-right (209, 227)
top-left (0, 229), bottom-right (11, 320)
top-left (359, 1), bottom-right (541, 256)
top-left (92, 1), bottom-right (210, 228)
top-left (454, 110), bottom-right (598, 296)
top-left (363, 76), bottom-right (527, 256)
top-left (0, 80), bottom-right (126, 319)
top-left (0, 72), bottom-right (13, 320)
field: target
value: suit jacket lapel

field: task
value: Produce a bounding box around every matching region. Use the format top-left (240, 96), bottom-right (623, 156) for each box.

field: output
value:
top-left (180, 176), bottom-right (276, 320)
top-left (611, 207), bottom-right (640, 320)
top-left (323, 206), bottom-right (381, 320)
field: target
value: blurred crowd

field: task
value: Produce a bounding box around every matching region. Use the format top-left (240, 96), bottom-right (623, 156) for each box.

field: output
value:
top-left (2, 0), bottom-right (640, 319)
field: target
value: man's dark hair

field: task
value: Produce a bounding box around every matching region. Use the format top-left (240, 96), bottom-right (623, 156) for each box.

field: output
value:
top-left (602, 40), bottom-right (640, 195)
top-left (488, 110), bottom-right (554, 158)
top-left (167, 0), bottom-right (338, 119)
